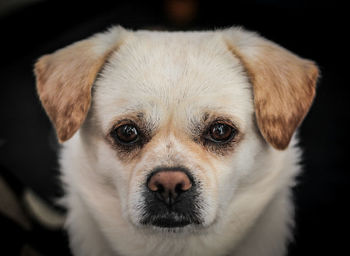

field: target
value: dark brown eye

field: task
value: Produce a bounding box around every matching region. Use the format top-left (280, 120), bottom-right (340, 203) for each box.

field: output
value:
top-left (208, 122), bottom-right (236, 143)
top-left (113, 124), bottom-right (139, 144)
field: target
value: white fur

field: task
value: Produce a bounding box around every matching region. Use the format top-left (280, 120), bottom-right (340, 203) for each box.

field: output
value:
top-left (59, 28), bottom-right (304, 256)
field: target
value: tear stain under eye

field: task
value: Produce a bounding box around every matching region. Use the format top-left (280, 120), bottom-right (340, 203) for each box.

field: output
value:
top-left (202, 138), bottom-right (238, 156)
top-left (104, 135), bottom-right (143, 162)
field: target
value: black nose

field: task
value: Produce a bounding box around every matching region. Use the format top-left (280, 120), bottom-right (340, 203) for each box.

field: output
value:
top-left (147, 169), bottom-right (192, 205)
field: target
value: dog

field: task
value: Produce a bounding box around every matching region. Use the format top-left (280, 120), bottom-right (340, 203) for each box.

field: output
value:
top-left (34, 26), bottom-right (318, 256)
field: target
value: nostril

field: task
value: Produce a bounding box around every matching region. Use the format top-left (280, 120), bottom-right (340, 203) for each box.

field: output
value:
top-left (156, 183), bottom-right (164, 193)
top-left (175, 180), bottom-right (191, 194)
top-left (175, 183), bottom-right (183, 194)
top-left (148, 178), bottom-right (162, 192)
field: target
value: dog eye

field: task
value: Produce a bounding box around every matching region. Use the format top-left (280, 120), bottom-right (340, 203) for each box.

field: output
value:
top-left (208, 122), bottom-right (236, 143)
top-left (112, 124), bottom-right (139, 144)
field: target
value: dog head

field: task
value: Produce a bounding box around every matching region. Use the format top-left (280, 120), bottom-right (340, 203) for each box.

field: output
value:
top-left (35, 27), bottom-right (318, 232)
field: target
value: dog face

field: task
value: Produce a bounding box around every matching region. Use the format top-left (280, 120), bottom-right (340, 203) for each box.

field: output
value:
top-left (88, 33), bottom-right (260, 229)
top-left (35, 27), bottom-right (318, 240)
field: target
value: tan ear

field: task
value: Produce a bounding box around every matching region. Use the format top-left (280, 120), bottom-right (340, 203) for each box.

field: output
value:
top-left (224, 28), bottom-right (319, 150)
top-left (35, 26), bottom-right (127, 142)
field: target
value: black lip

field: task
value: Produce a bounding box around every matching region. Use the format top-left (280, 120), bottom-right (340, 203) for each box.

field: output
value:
top-left (148, 216), bottom-right (191, 228)
top-left (141, 211), bottom-right (203, 228)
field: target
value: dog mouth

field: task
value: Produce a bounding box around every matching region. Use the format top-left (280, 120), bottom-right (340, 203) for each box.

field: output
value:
top-left (138, 167), bottom-right (203, 229)
top-left (140, 209), bottom-right (202, 228)
top-left (140, 189), bottom-right (203, 228)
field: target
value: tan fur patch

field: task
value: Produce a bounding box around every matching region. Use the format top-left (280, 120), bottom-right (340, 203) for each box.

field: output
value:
top-left (35, 39), bottom-right (122, 142)
top-left (226, 38), bottom-right (319, 150)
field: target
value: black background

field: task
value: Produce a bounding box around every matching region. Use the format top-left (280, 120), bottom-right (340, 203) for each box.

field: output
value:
top-left (0, 0), bottom-right (349, 255)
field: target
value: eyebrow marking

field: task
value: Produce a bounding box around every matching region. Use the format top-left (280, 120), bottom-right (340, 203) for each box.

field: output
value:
top-left (136, 112), bottom-right (144, 119)
top-left (202, 112), bottom-right (210, 122)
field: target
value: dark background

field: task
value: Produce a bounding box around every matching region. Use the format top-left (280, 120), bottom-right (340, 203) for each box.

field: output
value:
top-left (0, 0), bottom-right (348, 255)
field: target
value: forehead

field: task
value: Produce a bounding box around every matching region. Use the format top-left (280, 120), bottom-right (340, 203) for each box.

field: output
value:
top-left (93, 31), bottom-right (253, 129)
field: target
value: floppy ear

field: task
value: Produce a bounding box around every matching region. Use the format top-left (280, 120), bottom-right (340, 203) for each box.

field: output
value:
top-left (224, 28), bottom-right (319, 150)
top-left (34, 26), bottom-right (128, 142)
